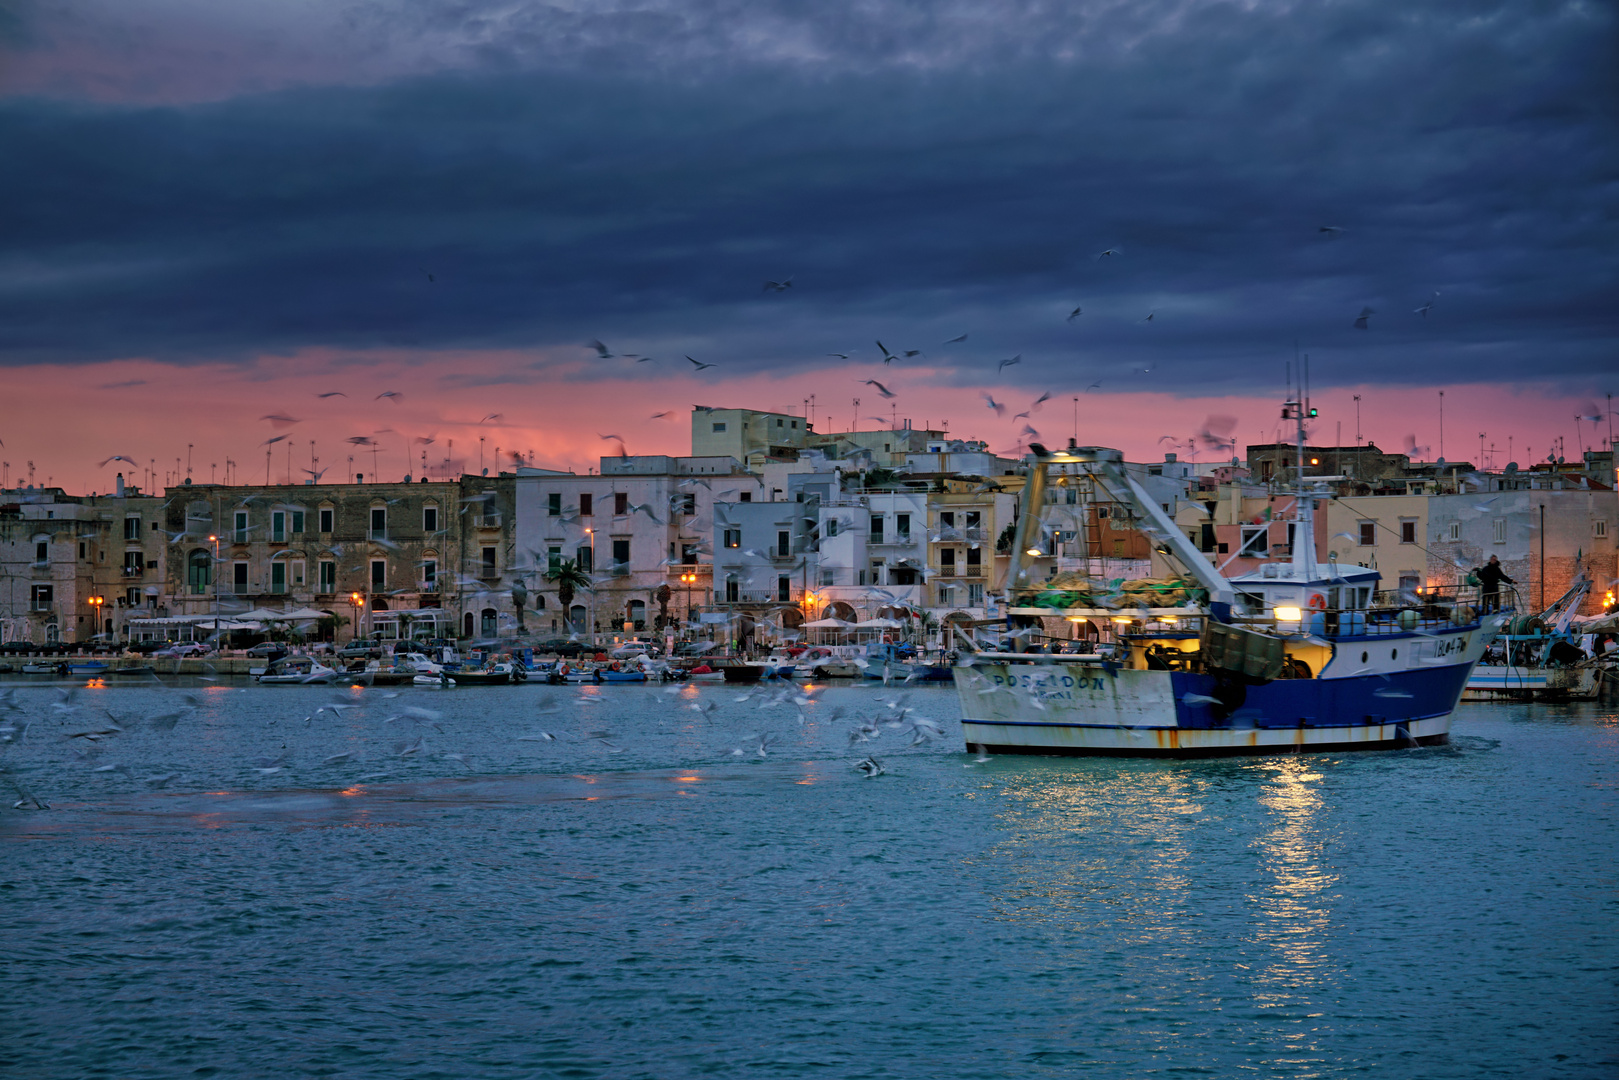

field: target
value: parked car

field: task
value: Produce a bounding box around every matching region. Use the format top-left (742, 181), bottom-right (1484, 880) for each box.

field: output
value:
top-left (154, 642), bottom-right (209, 658)
top-left (609, 640), bottom-right (661, 659)
top-left (337, 640), bottom-right (383, 660)
top-left (535, 638), bottom-right (587, 658)
top-left (246, 642), bottom-right (289, 659)
top-left (673, 641), bottom-right (718, 658)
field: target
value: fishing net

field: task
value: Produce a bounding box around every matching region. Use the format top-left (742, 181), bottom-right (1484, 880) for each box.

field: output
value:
top-left (1014, 574), bottom-right (1209, 611)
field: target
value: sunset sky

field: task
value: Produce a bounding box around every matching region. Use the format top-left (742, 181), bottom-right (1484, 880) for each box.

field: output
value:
top-left (2, 0), bottom-right (1614, 495)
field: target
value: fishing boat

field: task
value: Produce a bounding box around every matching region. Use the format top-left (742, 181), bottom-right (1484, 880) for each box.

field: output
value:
top-left (413, 672), bottom-right (456, 687)
top-left (20, 661), bottom-right (71, 675)
top-left (450, 660), bottom-right (528, 686)
top-left (956, 405), bottom-right (1503, 758)
top-left (595, 668), bottom-right (649, 683)
top-left (1464, 575), bottom-right (1604, 701)
top-left (685, 664), bottom-right (726, 683)
top-left (106, 665), bottom-right (156, 678)
top-left (256, 656), bottom-right (339, 684)
top-left (796, 645), bottom-right (864, 678)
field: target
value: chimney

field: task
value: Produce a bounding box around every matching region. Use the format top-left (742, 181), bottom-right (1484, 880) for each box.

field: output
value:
top-left (115, 472), bottom-right (125, 496)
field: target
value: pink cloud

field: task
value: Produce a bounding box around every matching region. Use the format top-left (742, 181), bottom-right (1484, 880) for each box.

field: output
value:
top-left (2, 349), bottom-right (1608, 495)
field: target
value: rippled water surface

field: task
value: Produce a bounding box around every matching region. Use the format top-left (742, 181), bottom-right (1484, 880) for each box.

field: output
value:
top-left (2, 678), bottom-right (1615, 1078)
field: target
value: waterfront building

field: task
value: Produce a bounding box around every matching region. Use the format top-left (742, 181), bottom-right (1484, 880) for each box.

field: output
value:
top-left (811, 485), bottom-right (928, 621)
top-left (0, 477), bottom-right (167, 645)
top-left (514, 455), bottom-right (762, 636)
top-left (154, 477), bottom-right (475, 644)
top-left (1321, 493), bottom-right (1430, 600)
top-left (1426, 487), bottom-right (1618, 615)
top-left (689, 406), bottom-right (809, 468)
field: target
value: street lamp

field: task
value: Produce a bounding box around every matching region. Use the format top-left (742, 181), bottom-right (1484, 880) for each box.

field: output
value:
top-left (208, 534), bottom-right (220, 645)
top-left (349, 591), bottom-right (365, 643)
top-left (680, 571), bottom-right (699, 634)
top-left (87, 594), bottom-right (104, 643)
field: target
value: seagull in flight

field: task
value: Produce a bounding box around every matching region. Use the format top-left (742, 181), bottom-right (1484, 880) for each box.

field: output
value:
top-left (942, 333), bottom-right (968, 344)
top-left (586, 339), bottom-right (614, 359)
top-left (687, 356), bottom-right (717, 371)
top-left (762, 277), bottom-right (793, 292)
top-left (1353, 307), bottom-right (1374, 330)
top-left (375, 390), bottom-right (403, 402)
top-left (876, 340), bottom-right (898, 363)
top-left (480, 413), bottom-right (502, 423)
top-left (98, 454), bottom-right (138, 467)
top-left (996, 354), bottom-right (1021, 374)
top-left (827, 352), bottom-right (851, 359)
top-left (1030, 391), bottom-right (1051, 410)
top-left (982, 393), bottom-right (1006, 417)
top-left (1097, 248), bottom-right (1123, 259)
top-left (861, 379), bottom-right (896, 399)
top-left (650, 411), bottom-right (674, 420)
top-left (1319, 225), bottom-right (1344, 237)
top-left (1067, 305), bottom-right (1083, 321)
top-left (1414, 292), bottom-right (1440, 317)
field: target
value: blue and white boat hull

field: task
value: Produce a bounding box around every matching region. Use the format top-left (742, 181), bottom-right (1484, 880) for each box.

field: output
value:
top-left (956, 625), bottom-right (1493, 757)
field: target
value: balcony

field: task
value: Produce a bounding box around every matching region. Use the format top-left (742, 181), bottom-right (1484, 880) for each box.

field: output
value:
top-left (121, 566), bottom-right (144, 578)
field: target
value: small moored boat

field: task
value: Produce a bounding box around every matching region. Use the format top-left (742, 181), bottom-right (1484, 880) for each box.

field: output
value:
top-left (256, 656), bottom-right (339, 684)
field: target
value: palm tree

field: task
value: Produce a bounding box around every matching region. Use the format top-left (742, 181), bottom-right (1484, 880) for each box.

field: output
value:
top-left (545, 559), bottom-right (593, 632)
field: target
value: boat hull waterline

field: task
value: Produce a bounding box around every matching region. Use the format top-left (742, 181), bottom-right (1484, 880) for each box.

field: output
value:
top-left (956, 628), bottom-right (1488, 758)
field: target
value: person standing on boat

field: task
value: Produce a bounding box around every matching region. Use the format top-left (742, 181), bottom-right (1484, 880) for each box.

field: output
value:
top-left (1476, 555), bottom-right (1515, 612)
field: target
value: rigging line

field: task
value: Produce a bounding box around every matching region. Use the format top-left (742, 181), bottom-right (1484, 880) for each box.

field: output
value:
top-left (1328, 494), bottom-right (1472, 569)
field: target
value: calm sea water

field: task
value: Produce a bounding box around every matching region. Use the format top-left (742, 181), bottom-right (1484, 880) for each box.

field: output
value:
top-left (1, 677), bottom-right (1614, 1079)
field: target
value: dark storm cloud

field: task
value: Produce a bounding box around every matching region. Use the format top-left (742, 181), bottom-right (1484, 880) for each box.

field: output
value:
top-left (0, 0), bottom-right (1613, 395)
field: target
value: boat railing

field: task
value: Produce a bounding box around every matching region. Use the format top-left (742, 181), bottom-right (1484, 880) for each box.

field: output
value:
top-left (1306, 584), bottom-right (1492, 638)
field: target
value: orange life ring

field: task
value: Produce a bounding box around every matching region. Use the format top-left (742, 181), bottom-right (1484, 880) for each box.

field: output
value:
top-left (1306, 593), bottom-right (1327, 611)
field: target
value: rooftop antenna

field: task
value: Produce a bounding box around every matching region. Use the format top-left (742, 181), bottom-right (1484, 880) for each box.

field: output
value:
top-left (1353, 394), bottom-right (1362, 446)
top-left (1438, 390), bottom-right (1445, 460)
top-left (1072, 396), bottom-right (1079, 442)
top-left (186, 444), bottom-right (193, 480)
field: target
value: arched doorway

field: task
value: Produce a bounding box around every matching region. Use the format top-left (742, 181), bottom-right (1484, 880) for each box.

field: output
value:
top-left (778, 607), bottom-right (803, 630)
top-left (462, 612), bottom-right (474, 638)
top-left (626, 599), bottom-right (646, 631)
top-left (569, 604), bottom-right (587, 632)
top-left (823, 601), bottom-right (857, 622)
top-left (187, 549), bottom-right (211, 594)
top-left (480, 608), bottom-right (498, 637)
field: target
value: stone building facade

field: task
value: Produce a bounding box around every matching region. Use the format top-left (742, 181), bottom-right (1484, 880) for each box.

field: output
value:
top-left (158, 479), bottom-right (472, 642)
top-left (0, 481), bottom-right (168, 644)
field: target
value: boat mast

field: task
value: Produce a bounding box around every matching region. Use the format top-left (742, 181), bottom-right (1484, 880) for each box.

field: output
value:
top-left (1286, 377), bottom-right (1317, 580)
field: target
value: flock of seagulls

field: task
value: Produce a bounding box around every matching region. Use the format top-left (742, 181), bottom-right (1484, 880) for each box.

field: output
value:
top-left (560, 225), bottom-right (1450, 461)
top-left (0, 674), bottom-right (988, 811)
